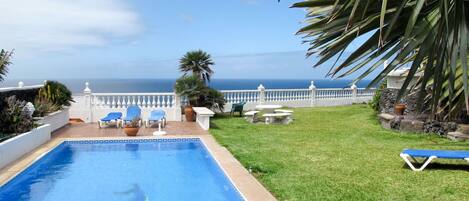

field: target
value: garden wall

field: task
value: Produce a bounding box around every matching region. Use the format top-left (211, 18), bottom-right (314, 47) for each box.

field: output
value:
top-left (0, 124), bottom-right (51, 170)
top-left (36, 107), bottom-right (70, 131)
top-left (379, 88), bottom-right (428, 115)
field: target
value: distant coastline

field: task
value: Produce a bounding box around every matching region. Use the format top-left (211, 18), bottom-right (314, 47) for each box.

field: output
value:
top-left (1, 79), bottom-right (374, 94)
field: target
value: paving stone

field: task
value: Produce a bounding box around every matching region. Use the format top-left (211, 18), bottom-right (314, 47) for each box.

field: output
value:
top-left (457, 124), bottom-right (469, 135)
top-left (447, 131), bottom-right (469, 142)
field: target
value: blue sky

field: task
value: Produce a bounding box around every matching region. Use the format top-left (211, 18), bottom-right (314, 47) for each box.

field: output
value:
top-left (1, 0), bottom-right (376, 80)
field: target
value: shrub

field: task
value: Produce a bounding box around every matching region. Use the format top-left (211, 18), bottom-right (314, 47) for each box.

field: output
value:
top-left (370, 81), bottom-right (387, 112)
top-left (0, 96), bottom-right (34, 134)
top-left (174, 75), bottom-right (207, 106)
top-left (174, 75), bottom-right (226, 112)
top-left (33, 97), bottom-right (59, 117)
top-left (199, 88), bottom-right (226, 112)
top-left (37, 81), bottom-right (73, 108)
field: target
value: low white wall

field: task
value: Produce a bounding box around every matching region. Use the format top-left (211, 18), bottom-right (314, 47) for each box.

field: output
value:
top-left (0, 124), bottom-right (51, 170)
top-left (36, 107), bottom-right (70, 132)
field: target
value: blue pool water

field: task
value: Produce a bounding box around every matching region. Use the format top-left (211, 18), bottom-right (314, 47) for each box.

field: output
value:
top-left (0, 139), bottom-right (244, 201)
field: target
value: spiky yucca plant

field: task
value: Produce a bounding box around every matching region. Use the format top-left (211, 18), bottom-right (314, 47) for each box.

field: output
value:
top-left (292, 0), bottom-right (469, 120)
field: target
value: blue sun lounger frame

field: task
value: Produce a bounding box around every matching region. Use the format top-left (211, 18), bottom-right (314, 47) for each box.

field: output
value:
top-left (400, 149), bottom-right (469, 171)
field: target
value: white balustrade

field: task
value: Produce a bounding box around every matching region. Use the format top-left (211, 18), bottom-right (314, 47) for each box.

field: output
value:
top-left (264, 89), bottom-right (311, 102)
top-left (357, 88), bottom-right (375, 97)
top-left (316, 88), bottom-right (354, 99)
top-left (91, 93), bottom-right (177, 109)
top-left (221, 90), bottom-right (260, 104)
top-left (68, 81), bottom-right (376, 123)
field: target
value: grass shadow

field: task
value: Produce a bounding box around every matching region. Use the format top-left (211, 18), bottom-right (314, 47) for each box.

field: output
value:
top-left (401, 163), bottom-right (469, 171)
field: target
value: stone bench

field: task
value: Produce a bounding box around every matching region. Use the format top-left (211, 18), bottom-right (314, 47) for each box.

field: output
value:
top-left (192, 107), bottom-right (215, 130)
top-left (244, 111), bottom-right (259, 123)
top-left (378, 113), bottom-right (395, 129)
top-left (274, 109), bottom-right (293, 113)
top-left (275, 109), bottom-right (294, 121)
top-left (262, 113), bottom-right (292, 124)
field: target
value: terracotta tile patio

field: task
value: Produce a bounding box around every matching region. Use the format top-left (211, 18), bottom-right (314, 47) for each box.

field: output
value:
top-left (53, 121), bottom-right (208, 138)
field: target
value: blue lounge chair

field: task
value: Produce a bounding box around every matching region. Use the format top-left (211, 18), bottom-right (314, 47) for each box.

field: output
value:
top-left (400, 149), bottom-right (469, 171)
top-left (98, 112), bottom-right (122, 128)
top-left (145, 109), bottom-right (166, 128)
top-left (122, 106), bottom-right (142, 127)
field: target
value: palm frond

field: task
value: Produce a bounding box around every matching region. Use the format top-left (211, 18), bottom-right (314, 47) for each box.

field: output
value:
top-left (292, 0), bottom-right (469, 120)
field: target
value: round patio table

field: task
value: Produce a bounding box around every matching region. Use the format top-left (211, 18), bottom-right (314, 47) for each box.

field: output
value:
top-left (255, 104), bottom-right (282, 113)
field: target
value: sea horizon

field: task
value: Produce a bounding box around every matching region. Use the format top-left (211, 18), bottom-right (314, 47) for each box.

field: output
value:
top-left (0, 78), bottom-right (374, 94)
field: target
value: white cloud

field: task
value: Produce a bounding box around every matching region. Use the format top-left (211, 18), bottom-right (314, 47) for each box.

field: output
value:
top-left (0, 0), bottom-right (142, 53)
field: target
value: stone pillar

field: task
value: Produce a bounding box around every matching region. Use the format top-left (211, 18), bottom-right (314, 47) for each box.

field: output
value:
top-left (309, 81), bottom-right (316, 107)
top-left (83, 82), bottom-right (92, 123)
top-left (258, 84), bottom-right (265, 104)
top-left (351, 84), bottom-right (358, 103)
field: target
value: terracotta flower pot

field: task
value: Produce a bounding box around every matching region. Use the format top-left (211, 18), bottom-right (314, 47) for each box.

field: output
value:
top-left (394, 104), bottom-right (406, 115)
top-left (184, 105), bottom-right (195, 122)
top-left (123, 127), bottom-right (139, 136)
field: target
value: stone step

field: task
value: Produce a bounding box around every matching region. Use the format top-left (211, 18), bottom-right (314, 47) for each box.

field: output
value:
top-left (457, 124), bottom-right (469, 135)
top-left (447, 131), bottom-right (469, 142)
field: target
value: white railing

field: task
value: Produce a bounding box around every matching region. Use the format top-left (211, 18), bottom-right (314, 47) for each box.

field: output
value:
top-left (69, 81), bottom-right (376, 122)
top-left (264, 89), bottom-right (311, 102)
top-left (316, 88), bottom-right (353, 99)
top-left (217, 82), bottom-right (376, 112)
top-left (92, 93), bottom-right (177, 109)
top-left (222, 90), bottom-right (259, 103)
top-left (357, 88), bottom-right (375, 97)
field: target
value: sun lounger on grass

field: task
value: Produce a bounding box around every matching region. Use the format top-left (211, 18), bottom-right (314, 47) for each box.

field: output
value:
top-left (400, 149), bottom-right (469, 171)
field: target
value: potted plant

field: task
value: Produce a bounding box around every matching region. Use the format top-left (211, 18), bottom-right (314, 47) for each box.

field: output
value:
top-left (174, 75), bottom-right (206, 122)
top-left (394, 103), bottom-right (406, 115)
top-left (123, 117), bottom-right (140, 136)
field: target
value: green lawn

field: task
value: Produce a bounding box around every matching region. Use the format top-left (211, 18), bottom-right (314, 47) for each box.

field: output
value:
top-left (210, 105), bottom-right (469, 201)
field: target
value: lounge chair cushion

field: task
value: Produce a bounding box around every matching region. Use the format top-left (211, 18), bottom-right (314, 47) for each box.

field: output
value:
top-left (100, 112), bottom-right (122, 122)
top-left (148, 110), bottom-right (166, 121)
top-left (123, 106), bottom-right (141, 121)
top-left (402, 149), bottom-right (469, 159)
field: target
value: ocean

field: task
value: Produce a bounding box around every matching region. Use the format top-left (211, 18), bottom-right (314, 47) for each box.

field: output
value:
top-left (0, 79), bottom-right (373, 94)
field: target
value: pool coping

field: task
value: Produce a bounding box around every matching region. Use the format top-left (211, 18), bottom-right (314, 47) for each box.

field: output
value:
top-left (0, 135), bottom-right (276, 201)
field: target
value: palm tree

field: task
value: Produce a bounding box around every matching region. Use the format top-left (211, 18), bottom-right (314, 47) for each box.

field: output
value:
top-left (292, 0), bottom-right (469, 120)
top-left (179, 50), bottom-right (215, 83)
top-left (0, 49), bottom-right (13, 82)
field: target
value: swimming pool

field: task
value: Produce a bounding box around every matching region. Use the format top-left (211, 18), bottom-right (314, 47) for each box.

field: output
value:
top-left (0, 138), bottom-right (244, 201)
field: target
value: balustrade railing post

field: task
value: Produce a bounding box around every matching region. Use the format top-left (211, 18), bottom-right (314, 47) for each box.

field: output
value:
top-left (351, 84), bottom-right (357, 103)
top-left (257, 84), bottom-right (265, 104)
top-left (83, 82), bottom-right (93, 123)
top-left (174, 93), bottom-right (182, 121)
top-left (309, 81), bottom-right (316, 107)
